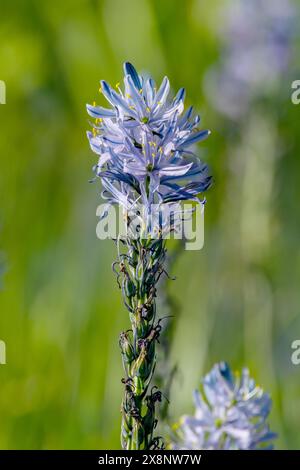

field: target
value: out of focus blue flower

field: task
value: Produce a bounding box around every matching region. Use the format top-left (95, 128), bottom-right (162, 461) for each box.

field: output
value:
top-left (205, 0), bottom-right (297, 119)
top-left (172, 362), bottom-right (276, 450)
top-left (87, 63), bottom-right (211, 220)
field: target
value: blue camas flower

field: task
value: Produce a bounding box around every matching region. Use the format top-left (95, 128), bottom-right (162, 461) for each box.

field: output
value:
top-left (87, 64), bottom-right (212, 450)
top-left (87, 63), bottom-right (211, 217)
top-left (172, 362), bottom-right (276, 450)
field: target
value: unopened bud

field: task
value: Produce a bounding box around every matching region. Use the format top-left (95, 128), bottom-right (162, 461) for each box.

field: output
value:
top-left (119, 331), bottom-right (135, 363)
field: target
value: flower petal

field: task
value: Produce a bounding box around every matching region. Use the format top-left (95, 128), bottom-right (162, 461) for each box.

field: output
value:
top-left (123, 62), bottom-right (142, 90)
top-left (86, 104), bottom-right (116, 118)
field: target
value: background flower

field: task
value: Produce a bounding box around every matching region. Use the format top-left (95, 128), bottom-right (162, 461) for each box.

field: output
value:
top-left (205, 0), bottom-right (296, 119)
top-left (172, 362), bottom-right (276, 450)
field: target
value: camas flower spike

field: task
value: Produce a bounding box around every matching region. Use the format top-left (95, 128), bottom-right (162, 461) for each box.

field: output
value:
top-left (86, 63), bottom-right (212, 450)
top-left (87, 62), bottom-right (211, 214)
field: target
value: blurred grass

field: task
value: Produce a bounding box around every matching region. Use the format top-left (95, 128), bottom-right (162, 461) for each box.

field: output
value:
top-left (0, 0), bottom-right (300, 449)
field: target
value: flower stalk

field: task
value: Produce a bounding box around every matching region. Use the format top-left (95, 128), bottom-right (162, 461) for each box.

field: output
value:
top-left (115, 236), bottom-right (166, 449)
top-left (86, 62), bottom-right (211, 450)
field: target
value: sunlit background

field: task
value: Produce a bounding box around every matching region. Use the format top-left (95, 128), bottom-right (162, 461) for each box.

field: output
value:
top-left (0, 0), bottom-right (300, 449)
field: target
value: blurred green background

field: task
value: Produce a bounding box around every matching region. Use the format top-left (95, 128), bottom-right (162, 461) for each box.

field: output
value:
top-left (1, 0), bottom-right (300, 450)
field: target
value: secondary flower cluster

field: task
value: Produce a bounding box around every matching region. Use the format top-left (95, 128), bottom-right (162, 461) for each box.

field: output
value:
top-left (172, 362), bottom-right (276, 450)
top-left (87, 62), bottom-right (211, 235)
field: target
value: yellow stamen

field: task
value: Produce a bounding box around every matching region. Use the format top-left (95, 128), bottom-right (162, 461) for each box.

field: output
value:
top-left (115, 82), bottom-right (120, 88)
top-left (146, 106), bottom-right (151, 112)
top-left (126, 93), bottom-right (132, 99)
top-left (139, 88), bottom-right (143, 94)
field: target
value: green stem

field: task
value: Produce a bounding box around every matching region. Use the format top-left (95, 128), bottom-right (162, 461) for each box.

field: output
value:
top-left (116, 237), bottom-right (166, 450)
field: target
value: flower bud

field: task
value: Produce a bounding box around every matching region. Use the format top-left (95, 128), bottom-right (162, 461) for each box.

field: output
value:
top-left (124, 277), bottom-right (136, 298)
top-left (119, 331), bottom-right (135, 363)
top-left (136, 261), bottom-right (144, 281)
top-left (130, 342), bottom-right (150, 381)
